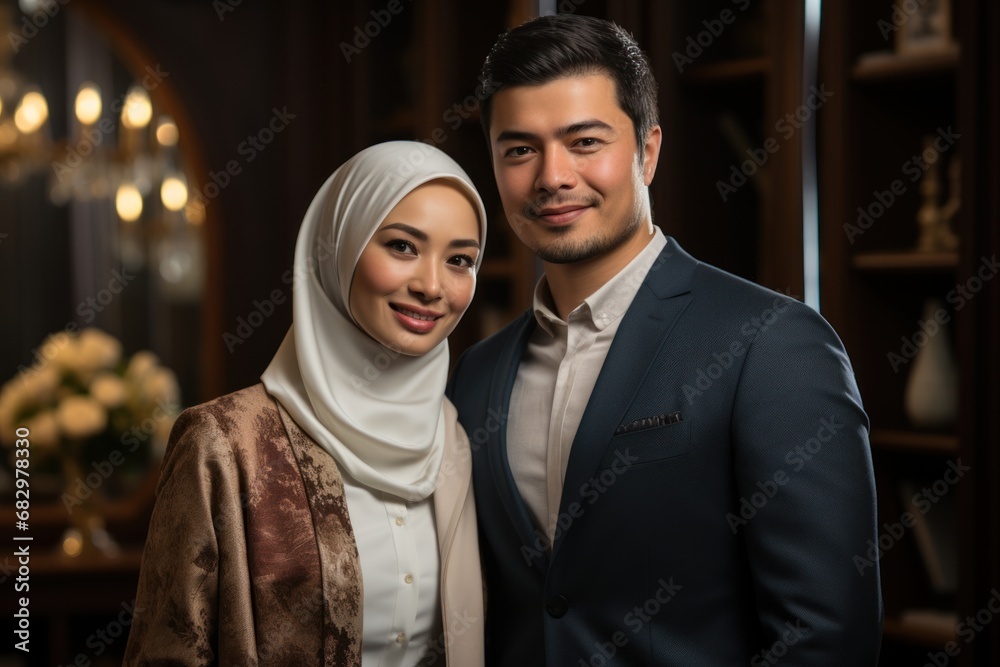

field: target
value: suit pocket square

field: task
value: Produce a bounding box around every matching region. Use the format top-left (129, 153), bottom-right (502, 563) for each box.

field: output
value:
top-left (614, 411), bottom-right (682, 435)
top-left (598, 417), bottom-right (690, 470)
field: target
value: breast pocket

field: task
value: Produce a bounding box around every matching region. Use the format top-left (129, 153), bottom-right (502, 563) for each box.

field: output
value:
top-left (597, 419), bottom-right (691, 470)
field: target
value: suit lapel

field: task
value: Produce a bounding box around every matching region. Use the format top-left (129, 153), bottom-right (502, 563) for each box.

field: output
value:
top-left (486, 311), bottom-right (552, 573)
top-left (552, 238), bottom-right (697, 558)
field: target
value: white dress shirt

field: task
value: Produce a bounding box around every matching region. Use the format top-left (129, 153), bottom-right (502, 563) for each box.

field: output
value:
top-left (342, 471), bottom-right (441, 667)
top-left (507, 227), bottom-right (667, 546)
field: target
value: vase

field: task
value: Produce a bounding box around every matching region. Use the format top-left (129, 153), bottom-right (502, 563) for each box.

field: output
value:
top-left (59, 443), bottom-right (121, 558)
top-left (904, 298), bottom-right (958, 429)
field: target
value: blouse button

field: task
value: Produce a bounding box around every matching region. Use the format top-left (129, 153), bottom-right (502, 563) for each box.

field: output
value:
top-left (396, 632), bottom-right (406, 644)
top-left (395, 517), bottom-right (404, 526)
top-left (404, 574), bottom-right (413, 584)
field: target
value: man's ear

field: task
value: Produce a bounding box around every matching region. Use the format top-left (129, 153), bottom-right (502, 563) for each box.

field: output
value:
top-left (642, 125), bottom-right (662, 186)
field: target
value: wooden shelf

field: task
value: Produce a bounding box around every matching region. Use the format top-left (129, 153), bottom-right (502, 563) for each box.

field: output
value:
top-left (852, 47), bottom-right (959, 82)
top-left (852, 250), bottom-right (958, 272)
top-left (883, 610), bottom-right (959, 648)
top-left (871, 429), bottom-right (959, 456)
top-left (682, 56), bottom-right (770, 85)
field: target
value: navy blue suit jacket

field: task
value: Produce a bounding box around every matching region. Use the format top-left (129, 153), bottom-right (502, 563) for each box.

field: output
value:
top-left (446, 237), bottom-right (882, 666)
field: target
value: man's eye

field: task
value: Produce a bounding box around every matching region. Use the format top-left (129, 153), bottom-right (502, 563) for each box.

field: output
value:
top-left (505, 146), bottom-right (533, 157)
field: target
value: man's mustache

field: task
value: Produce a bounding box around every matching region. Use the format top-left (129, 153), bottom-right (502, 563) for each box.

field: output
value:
top-left (524, 194), bottom-right (599, 218)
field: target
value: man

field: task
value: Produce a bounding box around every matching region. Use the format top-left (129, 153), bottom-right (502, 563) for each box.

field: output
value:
top-left (446, 13), bottom-right (882, 666)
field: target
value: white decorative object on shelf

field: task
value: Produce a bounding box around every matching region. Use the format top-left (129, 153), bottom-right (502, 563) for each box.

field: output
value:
top-left (904, 298), bottom-right (958, 428)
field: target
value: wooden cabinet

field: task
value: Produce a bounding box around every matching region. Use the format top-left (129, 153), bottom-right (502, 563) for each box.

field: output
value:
top-left (624, 0), bottom-right (811, 299)
top-left (819, 1), bottom-right (1000, 664)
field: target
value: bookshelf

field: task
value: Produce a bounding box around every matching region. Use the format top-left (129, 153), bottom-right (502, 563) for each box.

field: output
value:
top-left (819, 1), bottom-right (1000, 664)
top-left (632, 0), bottom-right (809, 297)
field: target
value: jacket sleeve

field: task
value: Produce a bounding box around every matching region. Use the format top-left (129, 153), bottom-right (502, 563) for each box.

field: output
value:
top-left (123, 407), bottom-right (257, 666)
top-left (731, 299), bottom-right (883, 665)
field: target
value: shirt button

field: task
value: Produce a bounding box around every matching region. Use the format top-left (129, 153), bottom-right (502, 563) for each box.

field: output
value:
top-left (396, 632), bottom-right (406, 644)
top-left (395, 517), bottom-right (404, 526)
top-left (404, 574), bottom-right (413, 584)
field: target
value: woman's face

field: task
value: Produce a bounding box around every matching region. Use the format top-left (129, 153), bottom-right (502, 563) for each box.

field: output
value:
top-left (349, 179), bottom-right (481, 356)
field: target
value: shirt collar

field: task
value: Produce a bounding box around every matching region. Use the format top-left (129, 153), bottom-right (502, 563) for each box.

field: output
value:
top-left (531, 226), bottom-right (668, 336)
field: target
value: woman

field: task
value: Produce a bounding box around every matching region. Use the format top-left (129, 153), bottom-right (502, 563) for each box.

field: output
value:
top-left (124, 141), bottom-right (487, 666)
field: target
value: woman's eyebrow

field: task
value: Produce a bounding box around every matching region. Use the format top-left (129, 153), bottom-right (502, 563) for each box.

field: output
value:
top-left (380, 222), bottom-right (427, 240)
top-left (380, 222), bottom-right (479, 249)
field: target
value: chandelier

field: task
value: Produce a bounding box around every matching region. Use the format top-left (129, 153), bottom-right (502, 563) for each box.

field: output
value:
top-left (1, 1), bottom-right (204, 297)
top-left (0, 5), bottom-right (50, 183)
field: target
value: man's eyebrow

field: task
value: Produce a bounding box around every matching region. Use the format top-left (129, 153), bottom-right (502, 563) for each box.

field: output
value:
top-left (378, 222), bottom-right (480, 249)
top-left (495, 119), bottom-right (615, 143)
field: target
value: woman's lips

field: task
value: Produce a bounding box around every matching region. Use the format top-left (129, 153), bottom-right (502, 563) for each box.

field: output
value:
top-left (390, 304), bottom-right (442, 334)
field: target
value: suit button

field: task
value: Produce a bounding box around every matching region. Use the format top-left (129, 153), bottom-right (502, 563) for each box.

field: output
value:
top-left (547, 595), bottom-right (569, 618)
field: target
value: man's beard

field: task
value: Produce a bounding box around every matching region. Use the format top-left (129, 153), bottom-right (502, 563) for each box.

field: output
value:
top-left (530, 213), bottom-right (643, 264)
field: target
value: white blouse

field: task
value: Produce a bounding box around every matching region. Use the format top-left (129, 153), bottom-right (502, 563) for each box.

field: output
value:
top-left (341, 469), bottom-right (442, 667)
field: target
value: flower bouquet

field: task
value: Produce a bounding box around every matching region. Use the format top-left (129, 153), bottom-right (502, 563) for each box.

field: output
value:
top-left (0, 327), bottom-right (180, 556)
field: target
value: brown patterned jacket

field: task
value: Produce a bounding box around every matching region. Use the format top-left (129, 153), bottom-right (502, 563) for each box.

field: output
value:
top-left (124, 384), bottom-right (484, 666)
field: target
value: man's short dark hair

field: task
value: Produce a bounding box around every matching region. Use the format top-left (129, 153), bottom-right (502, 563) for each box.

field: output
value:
top-left (477, 14), bottom-right (659, 152)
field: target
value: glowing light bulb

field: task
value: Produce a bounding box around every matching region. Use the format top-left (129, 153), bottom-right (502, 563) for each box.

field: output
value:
top-left (14, 90), bottom-right (49, 134)
top-left (160, 175), bottom-right (188, 211)
top-left (121, 86), bottom-right (152, 129)
top-left (156, 116), bottom-right (179, 146)
top-left (116, 183), bottom-right (143, 222)
top-left (75, 83), bottom-right (102, 125)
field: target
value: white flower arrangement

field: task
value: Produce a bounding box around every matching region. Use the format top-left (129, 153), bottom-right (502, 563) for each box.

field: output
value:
top-left (0, 328), bottom-right (181, 475)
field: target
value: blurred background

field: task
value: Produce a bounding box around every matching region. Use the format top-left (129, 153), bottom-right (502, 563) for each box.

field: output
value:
top-left (0, 0), bottom-right (996, 664)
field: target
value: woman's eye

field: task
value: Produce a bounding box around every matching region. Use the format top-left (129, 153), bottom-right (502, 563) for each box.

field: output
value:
top-left (450, 254), bottom-right (476, 269)
top-left (386, 239), bottom-right (415, 254)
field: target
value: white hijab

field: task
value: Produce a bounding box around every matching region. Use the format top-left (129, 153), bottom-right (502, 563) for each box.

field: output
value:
top-left (261, 141), bottom-right (487, 501)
